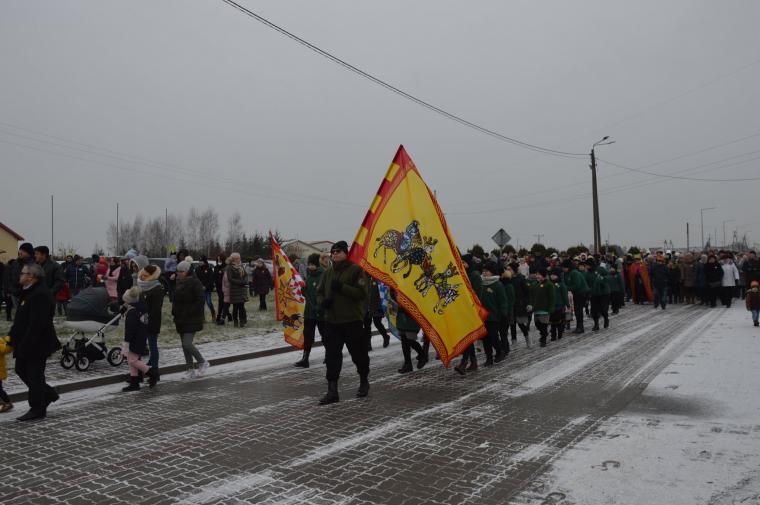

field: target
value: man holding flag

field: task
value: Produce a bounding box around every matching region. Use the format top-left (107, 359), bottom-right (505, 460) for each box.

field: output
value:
top-left (316, 240), bottom-right (370, 405)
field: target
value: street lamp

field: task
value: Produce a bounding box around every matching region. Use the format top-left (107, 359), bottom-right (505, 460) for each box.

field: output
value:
top-left (700, 207), bottom-right (716, 250)
top-left (590, 136), bottom-right (615, 254)
top-left (723, 219), bottom-right (735, 248)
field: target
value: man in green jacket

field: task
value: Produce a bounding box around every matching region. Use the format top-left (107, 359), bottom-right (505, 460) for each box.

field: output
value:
top-left (295, 254), bottom-right (325, 368)
top-left (528, 269), bottom-right (556, 347)
top-left (587, 259), bottom-right (611, 331)
top-left (316, 241), bottom-right (369, 404)
top-left (479, 262), bottom-right (509, 366)
top-left (563, 260), bottom-right (589, 334)
top-left (607, 263), bottom-right (625, 315)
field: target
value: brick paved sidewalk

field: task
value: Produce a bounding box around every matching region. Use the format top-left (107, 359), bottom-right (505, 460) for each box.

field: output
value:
top-left (0, 304), bottom-right (725, 504)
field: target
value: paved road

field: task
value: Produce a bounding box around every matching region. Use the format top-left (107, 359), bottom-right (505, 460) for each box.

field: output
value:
top-left (0, 304), bottom-right (722, 504)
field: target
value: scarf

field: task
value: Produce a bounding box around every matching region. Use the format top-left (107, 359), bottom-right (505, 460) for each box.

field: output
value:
top-left (137, 279), bottom-right (160, 292)
top-left (481, 275), bottom-right (500, 286)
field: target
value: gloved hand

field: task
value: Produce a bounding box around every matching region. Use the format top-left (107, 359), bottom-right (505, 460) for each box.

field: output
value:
top-left (526, 305), bottom-right (533, 312)
top-left (321, 298), bottom-right (334, 310)
top-left (330, 280), bottom-right (342, 293)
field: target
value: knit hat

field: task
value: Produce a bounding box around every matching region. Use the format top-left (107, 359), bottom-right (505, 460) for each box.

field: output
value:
top-left (122, 286), bottom-right (141, 304)
top-left (177, 261), bottom-right (192, 273)
top-left (139, 264), bottom-right (161, 281)
top-left (307, 253), bottom-right (321, 267)
top-left (561, 259), bottom-right (573, 269)
top-left (331, 241), bottom-right (349, 254)
top-left (33, 245), bottom-right (50, 256)
top-left (482, 261), bottom-right (499, 276)
top-left (461, 253), bottom-right (473, 266)
top-left (19, 242), bottom-right (34, 257)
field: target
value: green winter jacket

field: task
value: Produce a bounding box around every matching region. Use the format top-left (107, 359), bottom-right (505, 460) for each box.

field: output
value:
top-left (480, 276), bottom-right (509, 322)
top-left (501, 280), bottom-right (516, 317)
top-left (468, 268), bottom-right (483, 301)
top-left (303, 267), bottom-right (324, 321)
top-left (529, 280), bottom-right (556, 314)
top-left (565, 269), bottom-right (589, 295)
top-left (590, 266), bottom-right (611, 296)
top-left (396, 304), bottom-right (420, 333)
top-left (607, 272), bottom-right (624, 293)
top-left (316, 261), bottom-right (368, 324)
top-left (553, 280), bottom-right (569, 309)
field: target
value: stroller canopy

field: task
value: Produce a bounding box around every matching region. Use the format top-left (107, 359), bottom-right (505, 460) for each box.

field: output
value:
top-left (66, 287), bottom-right (116, 324)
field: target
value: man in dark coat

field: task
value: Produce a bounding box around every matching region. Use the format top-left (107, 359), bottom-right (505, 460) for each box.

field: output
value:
top-left (650, 255), bottom-right (669, 310)
top-left (33, 246), bottom-right (65, 297)
top-left (742, 251), bottom-right (760, 285)
top-left (251, 259), bottom-right (272, 311)
top-left (316, 241), bottom-right (369, 404)
top-left (9, 263), bottom-right (61, 421)
top-left (9, 243), bottom-right (36, 302)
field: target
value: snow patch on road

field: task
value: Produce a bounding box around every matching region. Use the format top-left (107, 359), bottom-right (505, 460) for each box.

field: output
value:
top-left (176, 470), bottom-right (274, 504)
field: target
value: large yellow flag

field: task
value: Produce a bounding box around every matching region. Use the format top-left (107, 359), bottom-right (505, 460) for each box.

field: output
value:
top-left (271, 234), bottom-right (307, 349)
top-left (349, 146), bottom-right (487, 366)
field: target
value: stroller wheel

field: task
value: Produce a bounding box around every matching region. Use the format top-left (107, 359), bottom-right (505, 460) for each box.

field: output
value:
top-left (61, 353), bottom-right (76, 369)
top-left (107, 347), bottom-right (125, 366)
top-left (75, 356), bottom-right (91, 371)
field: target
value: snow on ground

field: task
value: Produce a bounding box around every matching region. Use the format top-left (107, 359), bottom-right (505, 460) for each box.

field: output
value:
top-left (517, 305), bottom-right (760, 505)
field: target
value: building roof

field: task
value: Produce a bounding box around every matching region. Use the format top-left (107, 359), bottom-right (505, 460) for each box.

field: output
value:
top-left (0, 222), bottom-right (24, 241)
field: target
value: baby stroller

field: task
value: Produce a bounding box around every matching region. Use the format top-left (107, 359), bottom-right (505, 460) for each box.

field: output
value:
top-left (61, 287), bottom-right (125, 371)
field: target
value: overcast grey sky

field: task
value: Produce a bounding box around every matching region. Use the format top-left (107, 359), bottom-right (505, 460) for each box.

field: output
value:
top-left (2, 0), bottom-right (759, 255)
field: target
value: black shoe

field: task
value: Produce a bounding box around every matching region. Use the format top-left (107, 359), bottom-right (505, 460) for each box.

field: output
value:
top-left (592, 325), bottom-right (599, 332)
top-left (754, 321), bottom-right (759, 327)
top-left (356, 378), bottom-right (370, 398)
top-left (573, 328), bottom-right (585, 334)
top-left (319, 380), bottom-right (339, 405)
top-left (494, 352), bottom-right (505, 363)
top-left (603, 318), bottom-right (609, 329)
top-left (16, 410), bottom-right (45, 422)
top-left (383, 336), bottom-right (390, 348)
top-left (454, 363), bottom-right (466, 375)
top-left (147, 368), bottom-right (160, 388)
top-left (294, 359), bottom-right (309, 368)
top-left (398, 362), bottom-right (413, 374)
top-left (483, 356), bottom-right (494, 367)
top-left (121, 381), bottom-right (140, 392)
top-left (416, 353), bottom-right (428, 369)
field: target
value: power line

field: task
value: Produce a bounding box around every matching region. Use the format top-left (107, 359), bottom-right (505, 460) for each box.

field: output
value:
top-left (218, 0), bottom-right (586, 159)
top-left (596, 156), bottom-right (760, 182)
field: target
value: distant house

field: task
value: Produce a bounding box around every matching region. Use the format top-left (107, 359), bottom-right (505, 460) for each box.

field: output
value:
top-left (281, 239), bottom-right (335, 259)
top-left (0, 222), bottom-right (24, 263)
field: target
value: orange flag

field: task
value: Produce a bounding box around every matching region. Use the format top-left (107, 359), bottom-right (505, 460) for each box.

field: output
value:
top-left (349, 146), bottom-right (487, 366)
top-left (271, 233), bottom-right (306, 349)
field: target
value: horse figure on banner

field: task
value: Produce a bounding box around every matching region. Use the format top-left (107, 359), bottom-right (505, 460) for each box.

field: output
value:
top-left (374, 220), bottom-right (421, 263)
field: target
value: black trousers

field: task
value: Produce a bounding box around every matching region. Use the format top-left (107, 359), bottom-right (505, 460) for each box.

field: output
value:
top-left (15, 356), bottom-right (57, 414)
top-left (232, 302), bottom-right (247, 323)
top-left (400, 332), bottom-right (423, 364)
top-left (216, 293), bottom-right (231, 321)
top-left (720, 286), bottom-right (734, 307)
top-left (324, 321), bottom-right (370, 382)
top-left (590, 294), bottom-right (610, 325)
top-left (707, 285), bottom-right (720, 307)
top-left (303, 318), bottom-right (325, 353)
top-left (535, 319), bottom-right (549, 346)
top-left (364, 314), bottom-right (390, 342)
top-left (258, 293), bottom-right (267, 310)
top-left (482, 321), bottom-right (501, 359)
top-left (573, 292), bottom-right (587, 330)
top-left (498, 317), bottom-right (511, 354)
top-left (610, 291), bottom-right (624, 313)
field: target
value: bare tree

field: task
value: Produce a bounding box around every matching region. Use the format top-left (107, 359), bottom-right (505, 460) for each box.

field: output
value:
top-left (226, 212), bottom-right (243, 252)
top-left (198, 207), bottom-right (220, 257)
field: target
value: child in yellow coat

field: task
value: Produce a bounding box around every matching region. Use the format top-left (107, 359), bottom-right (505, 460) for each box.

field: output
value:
top-left (0, 335), bottom-right (12, 412)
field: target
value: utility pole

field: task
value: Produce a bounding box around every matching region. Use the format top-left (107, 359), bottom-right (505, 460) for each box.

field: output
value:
top-left (116, 202), bottom-right (120, 255)
top-left (590, 148), bottom-right (600, 255)
top-left (686, 222), bottom-right (690, 251)
top-left (165, 208), bottom-right (168, 253)
top-left (533, 233), bottom-right (543, 245)
top-left (700, 207), bottom-right (715, 251)
top-left (50, 195), bottom-right (54, 254)
top-left (589, 136), bottom-right (614, 255)
top-left (722, 219), bottom-right (735, 249)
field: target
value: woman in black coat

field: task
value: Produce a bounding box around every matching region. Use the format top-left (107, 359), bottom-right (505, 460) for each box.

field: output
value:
top-left (703, 254), bottom-right (723, 308)
top-left (173, 262), bottom-right (209, 378)
top-left (9, 263), bottom-right (60, 421)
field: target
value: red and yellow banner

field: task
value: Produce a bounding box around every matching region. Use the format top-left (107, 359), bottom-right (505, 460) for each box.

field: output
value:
top-left (349, 146), bottom-right (487, 366)
top-left (271, 234), bottom-right (306, 349)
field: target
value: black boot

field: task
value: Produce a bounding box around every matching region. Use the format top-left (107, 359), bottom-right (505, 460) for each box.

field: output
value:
top-left (122, 377), bottom-right (140, 392)
top-left (398, 361), bottom-right (413, 374)
top-left (147, 367), bottom-right (160, 388)
top-left (357, 376), bottom-right (370, 397)
top-left (383, 335), bottom-right (390, 348)
top-left (319, 380), bottom-right (339, 405)
top-left (592, 321), bottom-right (600, 331)
top-left (294, 350), bottom-right (310, 368)
top-left (483, 355), bottom-right (494, 367)
top-left (603, 316), bottom-right (609, 329)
